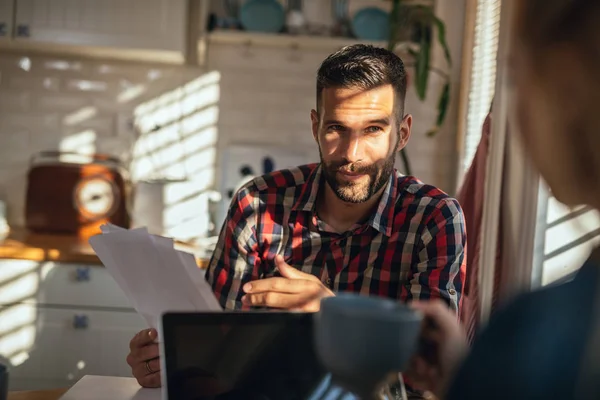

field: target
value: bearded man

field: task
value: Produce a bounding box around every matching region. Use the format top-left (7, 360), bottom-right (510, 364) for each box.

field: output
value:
top-left (127, 44), bottom-right (467, 391)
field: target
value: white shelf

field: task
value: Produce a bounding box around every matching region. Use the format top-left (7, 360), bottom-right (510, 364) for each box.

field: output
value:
top-left (207, 30), bottom-right (418, 53)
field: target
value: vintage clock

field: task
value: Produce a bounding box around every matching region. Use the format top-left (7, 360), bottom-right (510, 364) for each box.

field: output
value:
top-left (25, 151), bottom-right (131, 234)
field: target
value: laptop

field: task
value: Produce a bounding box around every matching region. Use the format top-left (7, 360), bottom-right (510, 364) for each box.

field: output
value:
top-left (159, 311), bottom-right (335, 400)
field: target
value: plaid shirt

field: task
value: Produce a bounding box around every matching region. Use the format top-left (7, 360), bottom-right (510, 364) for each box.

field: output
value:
top-left (206, 163), bottom-right (467, 312)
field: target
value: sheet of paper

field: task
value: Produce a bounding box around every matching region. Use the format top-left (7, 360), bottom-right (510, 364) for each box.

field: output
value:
top-left (177, 249), bottom-right (222, 311)
top-left (89, 224), bottom-right (222, 330)
top-left (59, 375), bottom-right (160, 400)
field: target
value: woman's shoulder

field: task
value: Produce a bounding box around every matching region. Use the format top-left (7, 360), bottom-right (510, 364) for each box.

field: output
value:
top-left (447, 262), bottom-right (598, 399)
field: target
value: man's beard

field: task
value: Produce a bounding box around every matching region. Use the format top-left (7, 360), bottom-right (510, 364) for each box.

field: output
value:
top-left (319, 148), bottom-right (396, 204)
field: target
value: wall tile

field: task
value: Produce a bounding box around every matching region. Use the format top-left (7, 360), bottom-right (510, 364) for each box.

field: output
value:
top-left (64, 79), bottom-right (110, 93)
top-left (0, 113), bottom-right (61, 131)
top-left (7, 76), bottom-right (61, 92)
top-left (34, 93), bottom-right (92, 111)
top-left (0, 91), bottom-right (31, 112)
top-left (62, 115), bottom-right (116, 134)
top-left (0, 131), bottom-right (31, 164)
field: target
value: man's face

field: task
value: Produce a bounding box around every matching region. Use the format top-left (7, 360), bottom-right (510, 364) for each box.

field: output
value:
top-left (311, 85), bottom-right (411, 203)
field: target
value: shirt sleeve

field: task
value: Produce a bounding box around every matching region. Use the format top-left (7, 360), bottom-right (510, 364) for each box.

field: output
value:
top-left (407, 198), bottom-right (467, 312)
top-left (205, 184), bottom-right (263, 310)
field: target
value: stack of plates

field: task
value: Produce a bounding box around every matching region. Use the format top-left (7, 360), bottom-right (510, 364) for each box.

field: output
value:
top-left (239, 0), bottom-right (285, 33)
top-left (351, 7), bottom-right (390, 41)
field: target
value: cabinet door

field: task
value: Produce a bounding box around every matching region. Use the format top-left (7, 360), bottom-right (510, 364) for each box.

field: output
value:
top-left (0, 0), bottom-right (13, 39)
top-left (35, 263), bottom-right (136, 310)
top-left (3, 305), bottom-right (147, 391)
top-left (0, 260), bottom-right (135, 310)
top-left (14, 0), bottom-right (186, 53)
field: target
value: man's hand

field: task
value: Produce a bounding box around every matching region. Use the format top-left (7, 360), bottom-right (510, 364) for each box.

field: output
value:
top-left (126, 328), bottom-right (161, 388)
top-left (405, 300), bottom-right (469, 398)
top-left (241, 255), bottom-right (334, 311)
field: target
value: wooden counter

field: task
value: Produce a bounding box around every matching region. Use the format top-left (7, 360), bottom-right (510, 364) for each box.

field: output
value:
top-left (8, 388), bottom-right (68, 400)
top-left (0, 227), bottom-right (210, 268)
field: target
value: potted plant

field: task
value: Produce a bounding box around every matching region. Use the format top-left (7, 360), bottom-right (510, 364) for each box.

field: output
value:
top-left (387, 0), bottom-right (451, 175)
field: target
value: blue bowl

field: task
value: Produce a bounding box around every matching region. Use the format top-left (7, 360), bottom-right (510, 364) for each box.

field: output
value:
top-left (313, 294), bottom-right (423, 396)
top-left (240, 0), bottom-right (285, 33)
top-left (351, 7), bottom-right (390, 41)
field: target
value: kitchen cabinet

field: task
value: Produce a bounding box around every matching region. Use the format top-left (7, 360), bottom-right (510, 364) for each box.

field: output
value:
top-left (0, 0), bottom-right (189, 64)
top-left (0, 260), bottom-right (147, 391)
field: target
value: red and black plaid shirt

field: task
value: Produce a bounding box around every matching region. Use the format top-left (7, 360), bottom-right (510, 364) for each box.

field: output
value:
top-left (206, 163), bottom-right (467, 312)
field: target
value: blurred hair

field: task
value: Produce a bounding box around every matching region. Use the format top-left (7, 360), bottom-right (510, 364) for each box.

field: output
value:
top-left (514, 0), bottom-right (600, 205)
top-left (515, 1), bottom-right (600, 64)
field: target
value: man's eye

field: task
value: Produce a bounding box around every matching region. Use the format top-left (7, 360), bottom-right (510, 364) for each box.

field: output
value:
top-left (327, 125), bottom-right (344, 132)
top-left (365, 126), bottom-right (383, 133)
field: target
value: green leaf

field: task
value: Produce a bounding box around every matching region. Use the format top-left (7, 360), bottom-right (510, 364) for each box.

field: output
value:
top-left (409, 5), bottom-right (452, 67)
top-left (436, 81), bottom-right (450, 127)
top-left (432, 15), bottom-right (452, 66)
top-left (415, 24), bottom-right (430, 101)
top-left (387, 0), bottom-right (401, 52)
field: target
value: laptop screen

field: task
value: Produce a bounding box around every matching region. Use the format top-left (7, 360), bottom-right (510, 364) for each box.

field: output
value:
top-left (160, 312), bottom-right (331, 400)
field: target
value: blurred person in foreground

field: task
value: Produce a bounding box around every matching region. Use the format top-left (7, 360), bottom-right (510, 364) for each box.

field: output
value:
top-left (127, 44), bottom-right (467, 392)
top-left (408, 1), bottom-right (600, 399)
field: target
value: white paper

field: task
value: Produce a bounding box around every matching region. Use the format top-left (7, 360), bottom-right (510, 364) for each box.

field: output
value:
top-left (59, 375), bottom-right (160, 400)
top-left (89, 224), bottom-right (222, 330)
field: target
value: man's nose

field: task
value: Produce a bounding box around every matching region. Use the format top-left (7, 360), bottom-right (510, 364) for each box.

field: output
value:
top-left (340, 134), bottom-right (362, 162)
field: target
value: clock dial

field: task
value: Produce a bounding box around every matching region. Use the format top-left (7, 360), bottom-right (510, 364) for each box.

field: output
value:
top-left (74, 177), bottom-right (118, 220)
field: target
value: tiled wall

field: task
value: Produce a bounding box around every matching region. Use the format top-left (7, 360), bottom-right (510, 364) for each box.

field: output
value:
top-left (0, 2), bottom-right (465, 237)
top-left (0, 54), bottom-right (204, 230)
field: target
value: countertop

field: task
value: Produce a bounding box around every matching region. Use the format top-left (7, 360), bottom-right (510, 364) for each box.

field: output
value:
top-left (0, 227), bottom-right (210, 268)
top-left (7, 388), bottom-right (68, 400)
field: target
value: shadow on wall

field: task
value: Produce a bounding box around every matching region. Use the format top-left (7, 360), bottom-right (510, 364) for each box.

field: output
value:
top-left (128, 71), bottom-right (221, 244)
top-left (56, 70), bottom-right (222, 245)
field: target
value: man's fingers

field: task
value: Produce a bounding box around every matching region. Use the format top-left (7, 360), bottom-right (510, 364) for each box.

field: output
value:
top-left (132, 357), bottom-right (161, 379)
top-left (243, 277), bottom-right (311, 294)
top-left (132, 343), bottom-right (160, 362)
top-left (242, 291), bottom-right (317, 310)
top-left (410, 300), bottom-right (459, 332)
top-left (275, 255), bottom-right (320, 282)
top-left (130, 329), bottom-right (157, 350)
top-left (137, 371), bottom-right (161, 388)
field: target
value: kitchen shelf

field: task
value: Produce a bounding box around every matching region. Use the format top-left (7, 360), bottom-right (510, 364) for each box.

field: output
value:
top-left (207, 30), bottom-right (419, 53)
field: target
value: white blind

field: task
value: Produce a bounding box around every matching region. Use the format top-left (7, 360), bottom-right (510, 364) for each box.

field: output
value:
top-left (462, 0), bottom-right (502, 172)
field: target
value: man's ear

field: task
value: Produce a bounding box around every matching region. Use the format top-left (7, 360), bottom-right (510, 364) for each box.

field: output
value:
top-left (397, 114), bottom-right (412, 151)
top-left (310, 109), bottom-right (319, 142)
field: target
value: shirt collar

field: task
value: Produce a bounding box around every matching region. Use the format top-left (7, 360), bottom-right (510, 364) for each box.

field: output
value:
top-left (291, 164), bottom-right (322, 212)
top-left (292, 164), bottom-right (398, 237)
top-left (365, 172), bottom-right (398, 237)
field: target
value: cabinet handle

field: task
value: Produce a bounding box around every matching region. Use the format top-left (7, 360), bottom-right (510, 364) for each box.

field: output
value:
top-left (0, 23), bottom-right (6, 37)
top-left (73, 314), bottom-right (89, 329)
top-left (75, 267), bottom-right (91, 282)
top-left (16, 24), bottom-right (30, 37)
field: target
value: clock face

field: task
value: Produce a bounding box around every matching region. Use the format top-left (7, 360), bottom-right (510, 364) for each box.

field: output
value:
top-left (74, 176), bottom-right (118, 221)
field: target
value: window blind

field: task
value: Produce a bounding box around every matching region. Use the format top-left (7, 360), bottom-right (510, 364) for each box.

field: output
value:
top-left (462, 0), bottom-right (502, 172)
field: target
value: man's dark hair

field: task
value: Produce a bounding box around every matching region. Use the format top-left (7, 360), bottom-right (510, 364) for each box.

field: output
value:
top-left (316, 44), bottom-right (408, 121)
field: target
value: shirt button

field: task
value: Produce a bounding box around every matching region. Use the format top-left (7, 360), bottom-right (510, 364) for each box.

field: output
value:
top-left (325, 278), bottom-right (332, 286)
top-left (449, 289), bottom-right (456, 295)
